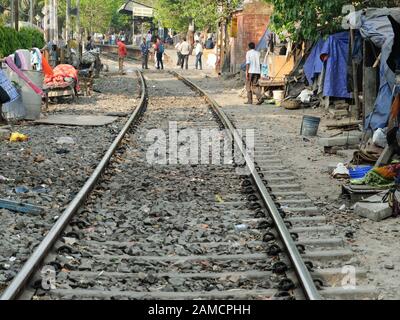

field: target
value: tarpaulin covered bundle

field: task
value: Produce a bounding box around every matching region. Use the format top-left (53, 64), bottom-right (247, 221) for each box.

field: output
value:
top-left (349, 8), bottom-right (400, 130)
top-left (304, 32), bottom-right (351, 99)
top-left (44, 64), bottom-right (80, 91)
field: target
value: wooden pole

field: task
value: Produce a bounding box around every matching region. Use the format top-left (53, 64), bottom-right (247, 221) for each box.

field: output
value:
top-left (29, 0), bottom-right (34, 25)
top-left (10, 0), bottom-right (15, 29)
top-left (350, 29), bottom-right (361, 120)
top-left (66, 0), bottom-right (71, 41)
top-left (14, 0), bottom-right (19, 30)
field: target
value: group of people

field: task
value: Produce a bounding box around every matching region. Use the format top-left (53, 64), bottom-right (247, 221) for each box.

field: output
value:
top-left (140, 34), bottom-right (165, 70)
top-left (175, 33), bottom-right (214, 70)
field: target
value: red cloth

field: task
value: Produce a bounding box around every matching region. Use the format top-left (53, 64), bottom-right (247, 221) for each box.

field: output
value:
top-left (41, 54), bottom-right (54, 77)
top-left (44, 64), bottom-right (80, 91)
top-left (118, 41), bottom-right (127, 58)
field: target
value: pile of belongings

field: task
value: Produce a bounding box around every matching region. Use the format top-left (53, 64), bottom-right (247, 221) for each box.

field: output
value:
top-left (44, 64), bottom-right (80, 91)
top-left (352, 164), bottom-right (400, 187)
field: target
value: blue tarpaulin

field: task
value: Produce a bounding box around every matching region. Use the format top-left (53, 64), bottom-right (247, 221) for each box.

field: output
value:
top-left (304, 32), bottom-right (351, 99)
top-left (349, 8), bottom-right (400, 131)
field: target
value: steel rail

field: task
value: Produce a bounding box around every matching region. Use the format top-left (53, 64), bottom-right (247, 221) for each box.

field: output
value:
top-left (170, 71), bottom-right (322, 300)
top-left (1, 71), bottom-right (147, 300)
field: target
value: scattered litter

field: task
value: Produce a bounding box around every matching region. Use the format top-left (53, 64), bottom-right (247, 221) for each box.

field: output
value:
top-left (57, 137), bottom-right (76, 144)
top-left (298, 89), bottom-right (314, 103)
top-left (0, 175), bottom-right (14, 183)
top-left (55, 148), bottom-right (70, 155)
top-left (15, 186), bottom-right (30, 194)
top-left (9, 257), bottom-right (16, 262)
top-left (32, 185), bottom-right (49, 193)
top-left (63, 237), bottom-right (78, 246)
top-left (215, 194), bottom-right (224, 203)
top-left (332, 163), bottom-right (350, 179)
top-left (234, 224), bottom-right (249, 232)
top-left (384, 264), bottom-right (395, 270)
top-left (0, 198), bottom-right (44, 214)
top-left (339, 204), bottom-right (346, 211)
top-left (9, 132), bottom-right (29, 142)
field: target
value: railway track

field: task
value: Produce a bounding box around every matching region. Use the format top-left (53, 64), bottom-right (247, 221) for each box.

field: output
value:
top-left (0, 68), bottom-right (376, 300)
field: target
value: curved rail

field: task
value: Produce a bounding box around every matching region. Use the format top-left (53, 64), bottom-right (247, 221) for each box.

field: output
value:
top-left (170, 71), bottom-right (322, 301)
top-left (0, 71), bottom-right (148, 300)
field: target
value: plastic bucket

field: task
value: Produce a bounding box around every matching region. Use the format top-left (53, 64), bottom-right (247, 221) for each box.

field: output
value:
top-left (273, 90), bottom-right (285, 106)
top-left (300, 115), bottom-right (321, 137)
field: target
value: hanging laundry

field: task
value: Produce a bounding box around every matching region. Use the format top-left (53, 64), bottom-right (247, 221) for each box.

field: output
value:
top-left (41, 53), bottom-right (54, 77)
top-left (14, 50), bottom-right (33, 71)
top-left (31, 48), bottom-right (43, 71)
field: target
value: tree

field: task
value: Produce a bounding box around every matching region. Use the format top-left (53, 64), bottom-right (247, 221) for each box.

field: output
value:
top-left (154, 0), bottom-right (240, 33)
top-left (265, 0), bottom-right (400, 41)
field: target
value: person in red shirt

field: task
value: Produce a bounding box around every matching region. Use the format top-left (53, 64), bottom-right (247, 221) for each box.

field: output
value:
top-left (117, 38), bottom-right (128, 74)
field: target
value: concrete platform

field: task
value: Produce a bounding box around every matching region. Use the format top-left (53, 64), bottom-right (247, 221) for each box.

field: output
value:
top-left (35, 115), bottom-right (118, 127)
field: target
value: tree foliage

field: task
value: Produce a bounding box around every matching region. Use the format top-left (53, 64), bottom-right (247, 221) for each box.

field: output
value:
top-left (154, 0), bottom-right (241, 33)
top-left (265, 0), bottom-right (400, 41)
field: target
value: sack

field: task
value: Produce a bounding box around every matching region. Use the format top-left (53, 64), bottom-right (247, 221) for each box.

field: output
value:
top-left (373, 128), bottom-right (388, 148)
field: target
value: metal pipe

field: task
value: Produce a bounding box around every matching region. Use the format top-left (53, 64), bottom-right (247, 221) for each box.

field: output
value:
top-left (0, 71), bottom-right (147, 300)
top-left (171, 71), bottom-right (322, 300)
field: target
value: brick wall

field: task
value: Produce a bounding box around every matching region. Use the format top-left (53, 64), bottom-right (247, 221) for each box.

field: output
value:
top-left (230, 1), bottom-right (272, 72)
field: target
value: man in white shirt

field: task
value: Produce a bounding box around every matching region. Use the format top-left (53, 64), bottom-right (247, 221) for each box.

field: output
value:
top-left (180, 38), bottom-right (191, 70)
top-left (175, 40), bottom-right (183, 66)
top-left (195, 40), bottom-right (203, 70)
top-left (245, 42), bottom-right (264, 105)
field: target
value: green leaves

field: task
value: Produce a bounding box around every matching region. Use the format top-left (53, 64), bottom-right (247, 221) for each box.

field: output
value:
top-left (154, 0), bottom-right (241, 33)
top-left (266, 0), bottom-right (400, 41)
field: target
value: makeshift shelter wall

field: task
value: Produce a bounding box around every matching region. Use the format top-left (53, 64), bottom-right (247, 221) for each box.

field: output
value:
top-left (229, 1), bottom-right (272, 73)
top-left (304, 32), bottom-right (351, 99)
top-left (349, 8), bottom-right (400, 130)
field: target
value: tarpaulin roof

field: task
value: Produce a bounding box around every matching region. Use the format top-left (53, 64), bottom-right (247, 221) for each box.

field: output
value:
top-left (304, 32), bottom-right (351, 99)
top-left (348, 8), bottom-right (400, 130)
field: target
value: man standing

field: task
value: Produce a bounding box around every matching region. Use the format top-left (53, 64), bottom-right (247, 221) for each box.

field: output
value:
top-left (146, 31), bottom-right (153, 49)
top-left (140, 37), bottom-right (149, 70)
top-left (195, 40), bottom-right (203, 70)
top-left (155, 38), bottom-right (164, 70)
top-left (245, 42), bottom-right (264, 105)
top-left (117, 38), bottom-right (127, 74)
top-left (175, 39), bottom-right (183, 66)
top-left (180, 37), bottom-right (191, 70)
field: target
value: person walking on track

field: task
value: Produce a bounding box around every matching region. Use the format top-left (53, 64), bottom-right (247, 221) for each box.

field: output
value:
top-left (155, 37), bottom-right (165, 70)
top-left (180, 37), bottom-right (191, 70)
top-left (140, 37), bottom-right (149, 70)
top-left (117, 38), bottom-right (128, 74)
top-left (195, 40), bottom-right (203, 70)
top-left (245, 42), bottom-right (264, 105)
